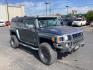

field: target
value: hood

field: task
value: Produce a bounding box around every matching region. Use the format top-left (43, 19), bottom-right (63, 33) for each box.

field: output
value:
top-left (40, 26), bottom-right (83, 35)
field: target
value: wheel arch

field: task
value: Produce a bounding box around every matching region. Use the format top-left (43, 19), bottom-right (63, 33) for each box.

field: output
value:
top-left (10, 30), bottom-right (20, 40)
top-left (39, 37), bottom-right (54, 48)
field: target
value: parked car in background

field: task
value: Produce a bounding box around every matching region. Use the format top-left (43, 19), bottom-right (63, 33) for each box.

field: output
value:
top-left (89, 22), bottom-right (93, 27)
top-left (5, 21), bottom-right (11, 26)
top-left (72, 18), bottom-right (86, 26)
top-left (60, 17), bottom-right (74, 26)
top-left (0, 19), bottom-right (5, 27)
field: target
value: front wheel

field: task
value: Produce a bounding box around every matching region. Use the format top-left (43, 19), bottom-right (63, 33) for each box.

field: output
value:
top-left (38, 43), bottom-right (57, 65)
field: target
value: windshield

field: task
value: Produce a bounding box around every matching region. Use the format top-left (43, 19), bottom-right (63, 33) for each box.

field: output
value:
top-left (38, 18), bottom-right (61, 28)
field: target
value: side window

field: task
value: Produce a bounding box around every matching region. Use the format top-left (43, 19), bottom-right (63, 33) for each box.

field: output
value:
top-left (11, 18), bottom-right (18, 27)
top-left (24, 19), bottom-right (35, 29)
top-left (17, 19), bottom-right (24, 28)
top-left (11, 18), bottom-right (24, 28)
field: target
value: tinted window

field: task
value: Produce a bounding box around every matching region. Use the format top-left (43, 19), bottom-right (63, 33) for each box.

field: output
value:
top-left (11, 18), bottom-right (24, 28)
top-left (24, 19), bottom-right (35, 28)
top-left (38, 18), bottom-right (61, 28)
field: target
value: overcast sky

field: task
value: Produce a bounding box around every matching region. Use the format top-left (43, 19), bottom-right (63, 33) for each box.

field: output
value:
top-left (1, 0), bottom-right (93, 16)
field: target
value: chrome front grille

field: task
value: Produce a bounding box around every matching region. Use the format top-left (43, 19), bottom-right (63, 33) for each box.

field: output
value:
top-left (72, 32), bottom-right (83, 45)
top-left (72, 32), bottom-right (82, 38)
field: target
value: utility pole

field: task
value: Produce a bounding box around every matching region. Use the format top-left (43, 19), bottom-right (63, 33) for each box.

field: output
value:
top-left (48, 1), bottom-right (51, 15)
top-left (45, 2), bottom-right (49, 16)
top-left (5, 0), bottom-right (9, 21)
top-left (49, 8), bottom-right (51, 15)
top-left (66, 6), bottom-right (69, 15)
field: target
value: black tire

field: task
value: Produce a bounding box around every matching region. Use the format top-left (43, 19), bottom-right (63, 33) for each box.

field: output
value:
top-left (10, 35), bottom-right (19, 48)
top-left (38, 43), bottom-right (57, 65)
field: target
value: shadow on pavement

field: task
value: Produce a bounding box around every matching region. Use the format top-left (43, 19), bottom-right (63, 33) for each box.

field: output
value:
top-left (57, 52), bottom-right (69, 59)
top-left (19, 45), bottom-right (40, 61)
top-left (19, 45), bottom-right (69, 61)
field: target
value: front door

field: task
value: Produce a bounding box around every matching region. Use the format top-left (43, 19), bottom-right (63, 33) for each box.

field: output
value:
top-left (19, 19), bottom-right (38, 46)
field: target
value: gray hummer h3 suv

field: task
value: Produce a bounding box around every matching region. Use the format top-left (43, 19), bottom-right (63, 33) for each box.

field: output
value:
top-left (10, 16), bottom-right (84, 65)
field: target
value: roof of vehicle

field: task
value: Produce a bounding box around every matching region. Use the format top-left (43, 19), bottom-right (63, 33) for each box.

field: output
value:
top-left (37, 16), bottom-right (58, 20)
top-left (12, 16), bottom-right (57, 19)
top-left (11, 16), bottom-right (59, 22)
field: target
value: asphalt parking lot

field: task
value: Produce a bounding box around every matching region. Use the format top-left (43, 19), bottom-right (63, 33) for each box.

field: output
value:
top-left (0, 26), bottom-right (93, 70)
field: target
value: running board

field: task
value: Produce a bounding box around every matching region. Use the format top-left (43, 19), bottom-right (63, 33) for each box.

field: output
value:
top-left (20, 43), bottom-right (38, 50)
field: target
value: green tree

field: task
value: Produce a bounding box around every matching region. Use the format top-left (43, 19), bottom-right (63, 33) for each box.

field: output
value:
top-left (86, 10), bottom-right (93, 22)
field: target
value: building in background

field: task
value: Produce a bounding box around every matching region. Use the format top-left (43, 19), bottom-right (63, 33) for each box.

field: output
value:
top-left (0, 4), bottom-right (25, 21)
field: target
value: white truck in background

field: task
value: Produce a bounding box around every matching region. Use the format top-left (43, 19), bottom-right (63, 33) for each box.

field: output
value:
top-left (72, 18), bottom-right (86, 26)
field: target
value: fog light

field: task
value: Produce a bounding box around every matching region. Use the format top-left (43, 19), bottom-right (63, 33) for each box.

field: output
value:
top-left (66, 43), bottom-right (69, 48)
top-left (65, 42), bottom-right (71, 48)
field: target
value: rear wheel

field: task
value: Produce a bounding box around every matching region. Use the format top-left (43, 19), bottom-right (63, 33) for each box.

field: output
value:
top-left (10, 35), bottom-right (19, 48)
top-left (38, 43), bottom-right (57, 65)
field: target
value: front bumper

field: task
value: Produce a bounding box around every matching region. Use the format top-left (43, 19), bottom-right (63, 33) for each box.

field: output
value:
top-left (53, 40), bottom-right (85, 53)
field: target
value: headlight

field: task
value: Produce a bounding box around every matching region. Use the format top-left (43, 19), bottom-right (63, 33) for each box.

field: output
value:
top-left (52, 36), bottom-right (61, 43)
top-left (57, 35), bottom-right (69, 43)
top-left (63, 35), bottom-right (68, 41)
top-left (52, 35), bottom-right (70, 44)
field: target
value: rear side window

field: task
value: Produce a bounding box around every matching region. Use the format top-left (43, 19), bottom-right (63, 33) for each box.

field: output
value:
top-left (11, 18), bottom-right (24, 28)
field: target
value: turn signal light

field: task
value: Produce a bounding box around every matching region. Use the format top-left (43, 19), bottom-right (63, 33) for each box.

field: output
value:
top-left (52, 37), bottom-right (55, 43)
top-left (57, 37), bottom-right (60, 43)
